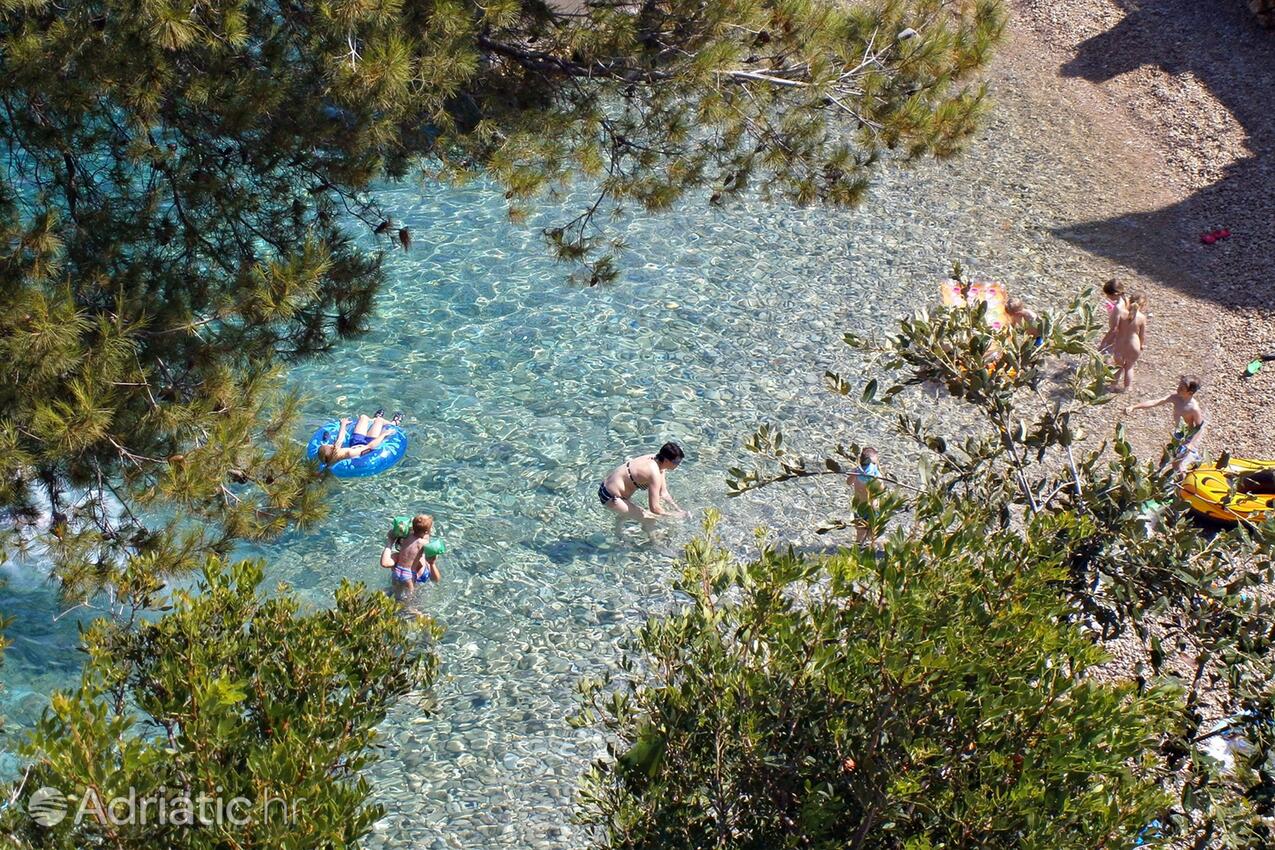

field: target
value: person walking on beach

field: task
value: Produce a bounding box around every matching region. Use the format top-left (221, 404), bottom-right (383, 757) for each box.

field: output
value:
top-left (849, 447), bottom-right (884, 547)
top-left (1125, 375), bottom-right (1207, 472)
top-left (1108, 291), bottom-right (1148, 393)
top-left (598, 442), bottom-right (689, 533)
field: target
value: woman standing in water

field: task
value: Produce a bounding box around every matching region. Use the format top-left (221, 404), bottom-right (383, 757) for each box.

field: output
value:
top-left (598, 442), bottom-right (690, 532)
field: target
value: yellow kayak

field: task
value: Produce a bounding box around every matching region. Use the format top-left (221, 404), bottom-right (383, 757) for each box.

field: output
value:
top-left (1179, 458), bottom-right (1275, 523)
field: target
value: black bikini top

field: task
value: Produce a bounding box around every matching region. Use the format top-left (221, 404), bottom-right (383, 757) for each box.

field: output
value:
top-left (626, 460), bottom-right (648, 490)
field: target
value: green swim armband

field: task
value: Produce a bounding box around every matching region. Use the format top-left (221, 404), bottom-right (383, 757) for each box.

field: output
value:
top-left (391, 516), bottom-right (413, 539)
top-left (424, 538), bottom-right (446, 558)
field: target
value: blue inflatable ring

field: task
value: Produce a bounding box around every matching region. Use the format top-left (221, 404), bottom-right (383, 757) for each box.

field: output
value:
top-left (307, 420), bottom-right (408, 478)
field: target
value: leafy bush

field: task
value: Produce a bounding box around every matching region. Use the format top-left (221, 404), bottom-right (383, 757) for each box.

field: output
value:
top-left (0, 558), bottom-right (438, 850)
top-left (578, 511), bottom-right (1176, 850)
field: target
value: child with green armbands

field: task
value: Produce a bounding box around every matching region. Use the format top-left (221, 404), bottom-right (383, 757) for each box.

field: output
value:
top-left (382, 514), bottom-right (443, 590)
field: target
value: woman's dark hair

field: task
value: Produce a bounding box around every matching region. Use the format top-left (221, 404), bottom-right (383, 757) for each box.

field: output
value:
top-left (655, 442), bottom-right (685, 464)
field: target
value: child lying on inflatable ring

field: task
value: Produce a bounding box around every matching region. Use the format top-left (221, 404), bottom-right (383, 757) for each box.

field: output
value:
top-left (318, 409), bottom-right (403, 464)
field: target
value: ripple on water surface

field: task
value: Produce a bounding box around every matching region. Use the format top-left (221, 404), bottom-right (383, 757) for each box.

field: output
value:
top-left (3, 105), bottom-right (1115, 847)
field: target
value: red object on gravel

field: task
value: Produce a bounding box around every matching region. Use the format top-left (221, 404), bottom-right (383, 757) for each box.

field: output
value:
top-left (1202, 233), bottom-right (1217, 245)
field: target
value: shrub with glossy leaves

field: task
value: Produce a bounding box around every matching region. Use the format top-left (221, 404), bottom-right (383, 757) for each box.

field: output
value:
top-left (578, 511), bottom-right (1177, 850)
top-left (0, 558), bottom-right (438, 850)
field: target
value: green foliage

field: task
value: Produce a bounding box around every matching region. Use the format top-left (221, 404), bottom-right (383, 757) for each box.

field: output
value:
top-left (597, 276), bottom-right (1275, 848)
top-left (578, 513), bottom-right (1177, 850)
top-left (0, 557), bottom-right (439, 849)
top-left (482, 0), bottom-right (1007, 261)
top-left (1, 0), bottom-right (1005, 601)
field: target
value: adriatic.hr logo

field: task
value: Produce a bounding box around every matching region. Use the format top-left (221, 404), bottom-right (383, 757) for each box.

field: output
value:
top-left (21, 784), bottom-right (297, 828)
top-left (26, 787), bottom-right (67, 827)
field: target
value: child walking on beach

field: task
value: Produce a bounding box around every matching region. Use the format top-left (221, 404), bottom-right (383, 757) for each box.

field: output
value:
top-left (1108, 290), bottom-right (1148, 393)
top-left (1125, 375), bottom-right (1207, 472)
top-left (1098, 279), bottom-right (1127, 353)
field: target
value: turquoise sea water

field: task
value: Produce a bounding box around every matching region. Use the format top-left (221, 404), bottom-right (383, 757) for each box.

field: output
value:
top-left (1, 86), bottom-right (1117, 846)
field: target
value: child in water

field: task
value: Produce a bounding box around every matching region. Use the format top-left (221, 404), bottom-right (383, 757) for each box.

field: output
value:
top-left (318, 410), bottom-right (402, 465)
top-left (848, 447), bottom-right (883, 546)
top-left (382, 514), bottom-right (441, 593)
top-left (1125, 375), bottom-right (1207, 472)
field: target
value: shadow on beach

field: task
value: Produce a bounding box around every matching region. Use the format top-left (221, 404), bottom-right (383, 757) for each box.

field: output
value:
top-left (1053, 0), bottom-right (1275, 311)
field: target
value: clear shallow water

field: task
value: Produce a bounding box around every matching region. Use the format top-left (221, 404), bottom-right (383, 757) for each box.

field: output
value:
top-left (249, 182), bottom-right (925, 850)
top-left (2, 76), bottom-right (1120, 847)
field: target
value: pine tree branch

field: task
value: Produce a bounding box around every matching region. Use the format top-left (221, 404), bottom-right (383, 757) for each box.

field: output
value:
top-left (480, 30), bottom-right (879, 105)
top-left (107, 437), bottom-right (168, 468)
top-left (478, 34), bottom-right (667, 82)
top-left (712, 69), bottom-right (808, 88)
top-left (148, 134), bottom-right (237, 277)
top-left (97, 462), bottom-right (145, 532)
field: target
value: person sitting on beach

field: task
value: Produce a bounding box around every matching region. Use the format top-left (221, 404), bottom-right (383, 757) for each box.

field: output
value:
top-left (318, 409), bottom-right (402, 465)
top-left (598, 442), bottom-right (690, 531)
top-left (1125, 375), bottom-right (1206, 472)
top-left (381, 514), bottom-right (441, 591)
top-left (1004, 297), bottom-right (1040, 337)
top-left (1098, 278), bottom-right (1127, 353)
top-left (1108, 291), bottom-right (1148, 393)
top-left (848, 447), bottom-right (884, 546)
